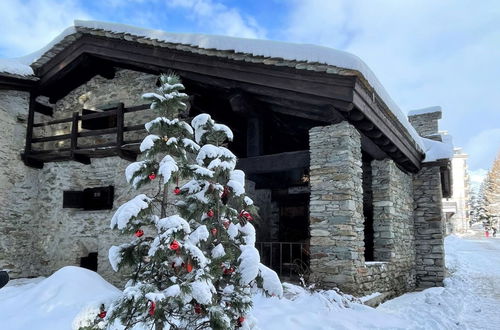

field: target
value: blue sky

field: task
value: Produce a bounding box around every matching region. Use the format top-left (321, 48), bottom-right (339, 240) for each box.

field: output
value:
top-left (0, 0), bottom-right (499, 183)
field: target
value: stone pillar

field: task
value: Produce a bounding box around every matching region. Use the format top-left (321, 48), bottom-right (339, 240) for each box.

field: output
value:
top-left (408, 110), bottom-right (446, 289)
top-left (413, 165), bottom-right (445, 288)
top-left (309, 121), bottom-right (364, 293)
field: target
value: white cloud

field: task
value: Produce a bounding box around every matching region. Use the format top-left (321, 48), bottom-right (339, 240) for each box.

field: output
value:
top-left (465, 128), bottom-right (500, 171)
top-left (0, 0), bottom-right (91, 57)
top-left (167, 0), bottom-right (266, 38)
top-left (282, 0), bottom-right (500, 171)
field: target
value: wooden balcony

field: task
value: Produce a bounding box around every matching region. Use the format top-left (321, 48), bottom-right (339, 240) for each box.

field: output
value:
top-left (22, 102), bottom-right (151, 168)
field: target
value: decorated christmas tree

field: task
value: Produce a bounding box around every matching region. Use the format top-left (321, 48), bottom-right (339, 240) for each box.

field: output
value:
top-left (82, 73), bottom-right (282, 330)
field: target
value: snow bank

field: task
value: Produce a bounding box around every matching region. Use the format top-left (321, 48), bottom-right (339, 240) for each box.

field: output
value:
top-left (0, 266), bottom-right (120, 330)
top-left (2, 234), bottom-right (499, 329)
top-left (378, 233), bottom-right (500, 329)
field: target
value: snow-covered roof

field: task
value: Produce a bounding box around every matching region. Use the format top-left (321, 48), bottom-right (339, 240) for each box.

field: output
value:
top-left (421, 137), bottom-right (454, 163)
top-left (0, 20), bottom-right (425, 151)
top-left (408, 106), bottom-right (442, 116)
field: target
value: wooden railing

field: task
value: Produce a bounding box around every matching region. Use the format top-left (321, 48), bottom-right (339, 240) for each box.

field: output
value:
top-left (23, 103), bottom-right (151, 168)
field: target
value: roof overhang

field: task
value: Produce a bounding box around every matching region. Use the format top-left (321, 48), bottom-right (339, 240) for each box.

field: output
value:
top-left (1, 29), bottom-right (425, 172)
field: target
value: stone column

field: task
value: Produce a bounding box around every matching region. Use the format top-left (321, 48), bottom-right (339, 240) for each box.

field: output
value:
top-left (413, 165), bottom-right (445, 288)
top-left (408, 110), bottom-right (446, 289)
top-left (309, 121), bottom-right (364, 293)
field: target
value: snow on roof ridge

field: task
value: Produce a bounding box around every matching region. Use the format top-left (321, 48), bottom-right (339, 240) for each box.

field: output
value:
top-left (408, 106), bottom-right (442, 116)
top-left (0, 26), bottom-right (77, 77)
top-left (74, 20), bottom-right (424, 151)
top-left (1, 19), bottom-right (424, 151)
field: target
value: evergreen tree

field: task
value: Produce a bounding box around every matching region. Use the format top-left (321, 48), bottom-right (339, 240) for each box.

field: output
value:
top-left (483, 150), bottom-right (500, 228)
top-left (81, 73), bottom-right (282, 330)
top-left (476, 180), bottom-right (491, 229)
top-left (469, 191), bottom-right (479, 224)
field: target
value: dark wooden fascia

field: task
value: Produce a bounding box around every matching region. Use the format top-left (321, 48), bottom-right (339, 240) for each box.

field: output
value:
top-left (36, 35), bottom-right (355, 101)
top-left (353, 79), bottom-right (423, 172)
top-left (237, 150), bottom-right (309, 174)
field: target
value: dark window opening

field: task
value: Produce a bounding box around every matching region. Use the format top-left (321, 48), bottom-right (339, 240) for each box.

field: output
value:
top-left (63, 186), bottom-right (114, 210)
top-left (362, 153), bottom-right (374, 261)
top-left (82, 186), bottom-right (114, 210)
top-left (80, 252), bottom-right (98, 272)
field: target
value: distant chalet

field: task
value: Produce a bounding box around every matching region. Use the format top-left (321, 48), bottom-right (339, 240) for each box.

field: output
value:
top-left (0, 20), bottom-right (452, 301)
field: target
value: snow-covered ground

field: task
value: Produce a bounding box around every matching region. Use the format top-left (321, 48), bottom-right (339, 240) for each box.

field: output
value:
top-left (1, 228), bottom-right (499, 329)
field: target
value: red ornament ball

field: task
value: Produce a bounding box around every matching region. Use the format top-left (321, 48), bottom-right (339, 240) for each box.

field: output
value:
top-left (238, 316), bottom-right (245, 325)
top-left (134, 229), bottom-right (144, 238)
top-left (148, 301), bottom-right (156, 316)
top-left (148, 173), bottom-right (156, 180)
top-left (207, 209), bottom-right (215, 217)
top-left (169, 240), bottom-right (180, 250)
top-left (186, 262), bottom-right (193, 273)
top-left (194, 304), bottom-right (202, 314)
top-left (173, 186), bottom-right (181, 195)
top-left (211, 228), bottom-right (218, 235)
top-left (239, 210), bottom-right (253, 221)
top-left (223, 266), bottom-right (235, 275)
top-left (98, 311), bottom-right (107, 319)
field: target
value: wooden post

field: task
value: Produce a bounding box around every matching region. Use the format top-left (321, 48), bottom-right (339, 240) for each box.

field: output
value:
top-left (246, 116), bottom-right (263, 157)
top-left (116, 103), bottom-right (124, 148)
top-left (22, 92), bottom-right (44, 169)
top-left (116, 103), bottom-right (136, 162)
top-left (70, 111), bottom-right (90, 164)
top-left (24, 93), bottom-right (36, 154)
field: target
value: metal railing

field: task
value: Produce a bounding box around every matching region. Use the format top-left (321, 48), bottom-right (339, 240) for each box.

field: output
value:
top-left (256, 241), bottom-right (309, 281)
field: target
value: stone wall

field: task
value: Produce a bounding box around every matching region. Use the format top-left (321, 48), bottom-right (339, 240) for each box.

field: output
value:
top-left (309, 122), bottom-right (417, 297)
top-left (357, 159), bottom-right (416, 296)
top-left (0, 70), bottom-right (170, 286)
top-left (0, 90), bottom-right (41, 277)
top-left (31, 69), bottom-right (163, 286)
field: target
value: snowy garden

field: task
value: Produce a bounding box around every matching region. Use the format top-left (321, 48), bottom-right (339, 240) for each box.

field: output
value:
top-left (1, 228), bottom-right (499, 329)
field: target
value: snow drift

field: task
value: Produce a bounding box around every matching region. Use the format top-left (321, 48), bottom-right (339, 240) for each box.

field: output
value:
top-left (0, 266), bottom-right (120, 330)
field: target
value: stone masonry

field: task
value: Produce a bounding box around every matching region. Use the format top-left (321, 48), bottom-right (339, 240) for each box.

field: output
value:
top-left (309, 122), bottom-right (418, 298)
top-left (0, 90), bottom-right (41, 278)
top-left (412, 166), bottom-right (445, 288)
top-left (409, 110), bottom-right (446, 288)
top-left (408, 111), bottom-right (442, 138)
top-left (309, 121), bottom-right (365, 294)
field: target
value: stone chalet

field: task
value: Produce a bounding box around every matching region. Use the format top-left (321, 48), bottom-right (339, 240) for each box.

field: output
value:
top-left (0, 21), bottom-right (453, 300)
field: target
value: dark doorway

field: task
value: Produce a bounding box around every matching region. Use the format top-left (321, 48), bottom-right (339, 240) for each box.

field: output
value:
top-left (278, 193), bottom-right (310, 242)
top-left (80, 252), bottom-right (98, 272)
